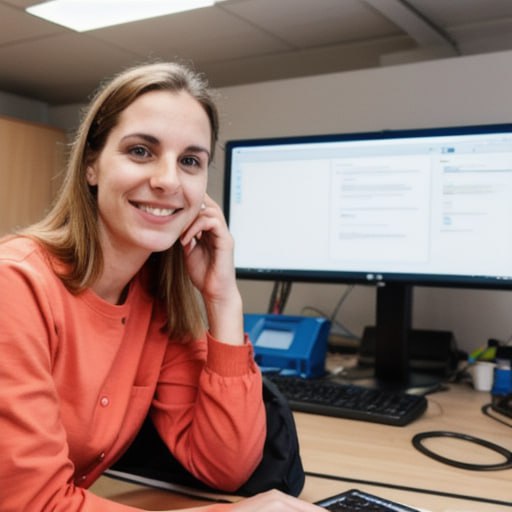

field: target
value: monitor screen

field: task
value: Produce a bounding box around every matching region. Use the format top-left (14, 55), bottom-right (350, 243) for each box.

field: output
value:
top-left (223, 123), bottom-right (512, 392)
top-left (224, 123), bottom-right (512, 289)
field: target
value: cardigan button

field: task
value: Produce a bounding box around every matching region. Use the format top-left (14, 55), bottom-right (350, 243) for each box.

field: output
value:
top-left (75, 474), bottom-right (87, 484)
top-left (100, 396), bottom-right (110, 407)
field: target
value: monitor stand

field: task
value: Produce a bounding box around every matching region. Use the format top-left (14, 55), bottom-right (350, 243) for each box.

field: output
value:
top-left (356, 283), bottom-right (443, 395)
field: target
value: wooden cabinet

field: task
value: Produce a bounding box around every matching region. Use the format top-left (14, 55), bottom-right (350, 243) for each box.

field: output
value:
top-left (0, 116), bottom-right (67, 236)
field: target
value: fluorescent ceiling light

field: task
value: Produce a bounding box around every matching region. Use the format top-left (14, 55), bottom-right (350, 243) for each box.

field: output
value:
top-left (27, 0), bottom-right (223, 32)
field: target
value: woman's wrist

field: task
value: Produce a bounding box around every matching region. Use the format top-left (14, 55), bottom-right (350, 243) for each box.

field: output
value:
top-left (205, 291), bottom-right (245, 346)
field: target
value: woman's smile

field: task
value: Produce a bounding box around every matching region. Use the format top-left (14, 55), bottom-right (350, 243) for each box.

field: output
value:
top-left (130, 201), bottom-right (180, 218)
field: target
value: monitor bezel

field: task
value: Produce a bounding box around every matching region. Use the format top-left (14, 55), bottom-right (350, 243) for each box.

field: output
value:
top-left (223, 122), bottom-right (512, 291)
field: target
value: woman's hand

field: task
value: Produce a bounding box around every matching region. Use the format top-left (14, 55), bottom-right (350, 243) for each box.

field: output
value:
top-left (226, 490), bottom-right (325, 511)
top-left (162, 489), bottom-right (326, 512)
top-left (180, 194), bottom-right (244, 345)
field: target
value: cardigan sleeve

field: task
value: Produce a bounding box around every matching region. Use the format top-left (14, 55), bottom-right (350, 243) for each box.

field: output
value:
top-left (151, 333), bottom-right (266, 492)
top-left (0, 259), bottom-right (146, 512)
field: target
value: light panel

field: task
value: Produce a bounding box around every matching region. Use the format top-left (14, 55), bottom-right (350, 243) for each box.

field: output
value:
top-left (26, 0), bottom-right (222, 32)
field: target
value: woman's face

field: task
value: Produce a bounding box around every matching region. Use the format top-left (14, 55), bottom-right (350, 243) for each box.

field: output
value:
top-left (86, 89), bottom-right (211, 261)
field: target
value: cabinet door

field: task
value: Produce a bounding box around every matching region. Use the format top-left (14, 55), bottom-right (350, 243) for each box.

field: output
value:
top-left (0, 117), bottom-right (67, 236)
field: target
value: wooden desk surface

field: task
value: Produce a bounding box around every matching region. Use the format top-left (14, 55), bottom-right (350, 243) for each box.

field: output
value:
top-left (295, 382), bottom-right (511, 506)
top-left (91, 473), bottom-right (509, 511)
top-left (91, 381), bottom-right (512, 511)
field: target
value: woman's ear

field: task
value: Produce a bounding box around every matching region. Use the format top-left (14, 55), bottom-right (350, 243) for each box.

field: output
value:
top-left (86, 164), bottom-right (98, 186)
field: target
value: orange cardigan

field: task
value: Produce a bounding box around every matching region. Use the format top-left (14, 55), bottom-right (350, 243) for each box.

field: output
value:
top-left (0, 237), bottom-right (265, 511)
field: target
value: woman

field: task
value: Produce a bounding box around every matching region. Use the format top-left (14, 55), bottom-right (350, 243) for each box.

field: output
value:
top-left (0, 62), bottom-right (323, 511)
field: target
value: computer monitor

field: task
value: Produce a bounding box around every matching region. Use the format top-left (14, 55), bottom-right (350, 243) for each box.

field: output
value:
top-left (223, 123), bottom-right (512, 392)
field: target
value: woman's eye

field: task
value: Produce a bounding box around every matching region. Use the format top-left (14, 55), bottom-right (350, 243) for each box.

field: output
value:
top-left (181, 156), bottom-right (202, 168)
top-left (129, 145), bottom-right (151, 159)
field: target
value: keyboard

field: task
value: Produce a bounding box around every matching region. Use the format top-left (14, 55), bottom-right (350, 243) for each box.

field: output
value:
top-left (265, 374), bottom-right (427, 426)
top-left (316, 488), bottom-right (421, 511)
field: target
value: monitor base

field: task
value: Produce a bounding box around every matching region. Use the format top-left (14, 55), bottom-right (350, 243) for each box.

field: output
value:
top-left (335, 367), bottom-right (443, 396)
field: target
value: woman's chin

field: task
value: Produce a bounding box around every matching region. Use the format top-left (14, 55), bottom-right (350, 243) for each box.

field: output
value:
top-left (135, 235), bottom-right (178, 255)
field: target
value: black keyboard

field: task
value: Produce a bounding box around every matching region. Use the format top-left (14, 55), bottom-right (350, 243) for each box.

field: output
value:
top-left (266, 374), bottom-right (427, 426)
top-left (317, 488), bottom-right (421, 511)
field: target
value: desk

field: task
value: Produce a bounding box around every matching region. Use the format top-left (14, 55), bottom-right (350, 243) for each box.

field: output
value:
top-left (91, 383), bottom-right (511, 511)
top-left (296, 382), bottom-right (511, 505)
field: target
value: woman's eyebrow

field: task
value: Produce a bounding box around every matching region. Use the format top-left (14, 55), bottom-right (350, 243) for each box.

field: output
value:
top-left (187, 145), bottom-right (211, 159)
top-left (121, 133), bottom-right (159, 145)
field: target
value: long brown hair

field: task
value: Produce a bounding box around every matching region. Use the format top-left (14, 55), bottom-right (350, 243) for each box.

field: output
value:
top-left (23, 62), bottom-right (220, 340)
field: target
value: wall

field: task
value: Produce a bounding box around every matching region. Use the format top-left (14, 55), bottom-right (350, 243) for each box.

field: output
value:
top-left (0, 90), bottom-right (82, 135)
top-left (5, 49), bottom-right (512, 354)
top-left (0, 90), bottom-right (48, 124)
top-left (210, 50), bottom-right (512, 354)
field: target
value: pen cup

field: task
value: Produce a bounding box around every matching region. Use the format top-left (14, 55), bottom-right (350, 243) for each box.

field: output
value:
top-left (469, 361), bottom-right (496, 392)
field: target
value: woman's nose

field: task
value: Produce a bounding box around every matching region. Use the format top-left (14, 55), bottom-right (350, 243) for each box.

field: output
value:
top-left (149, 158), bottom-right (181, 192)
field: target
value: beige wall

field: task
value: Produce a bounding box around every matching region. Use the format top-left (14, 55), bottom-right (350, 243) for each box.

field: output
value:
top-left (208, 50), bottom-right (512, 354)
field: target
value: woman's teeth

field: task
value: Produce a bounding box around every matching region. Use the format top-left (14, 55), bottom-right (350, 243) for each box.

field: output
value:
top-left (137, 204), bottom-right (175, 216)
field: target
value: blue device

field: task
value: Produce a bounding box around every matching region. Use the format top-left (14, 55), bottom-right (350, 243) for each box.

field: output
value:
top-left (244, 314), bottom-right (331, 378)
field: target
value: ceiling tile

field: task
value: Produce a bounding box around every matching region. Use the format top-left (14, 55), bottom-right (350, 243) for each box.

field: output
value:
top-left (0, 2), bottom-right (65, 44)
top-left (410, 0), bottom-right (512, 26)
top-left (0, 32), bottom-right (140, 103)
top-left (221, 0), bottom-right (401, 48)
top-left (89, 6), bottom-right (292, 64)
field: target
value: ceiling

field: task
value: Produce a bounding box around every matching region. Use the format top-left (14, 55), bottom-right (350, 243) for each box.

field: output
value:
top-left (1, 0), bottom-right (512, 106)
